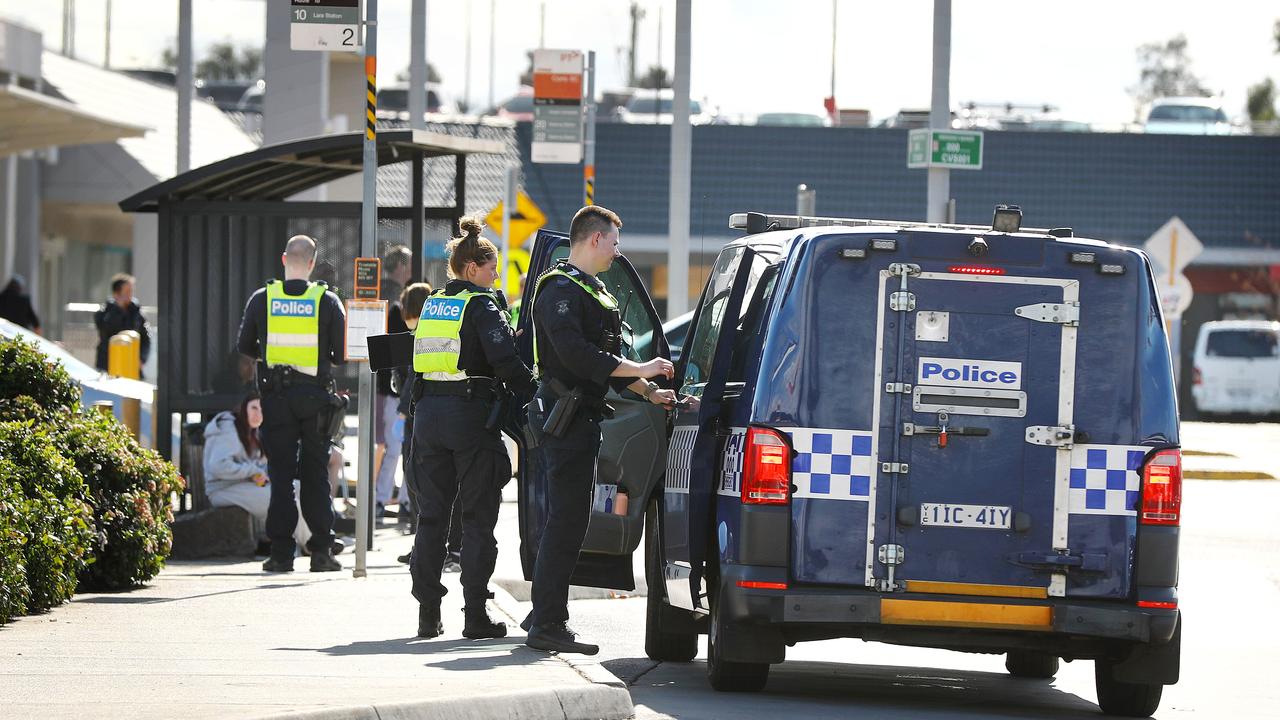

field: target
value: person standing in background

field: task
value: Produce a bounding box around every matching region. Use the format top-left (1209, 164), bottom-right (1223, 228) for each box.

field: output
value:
top-left (0, 275), bottom-right (40, 334)
top-left (94, 273), bottom-right (151, 376)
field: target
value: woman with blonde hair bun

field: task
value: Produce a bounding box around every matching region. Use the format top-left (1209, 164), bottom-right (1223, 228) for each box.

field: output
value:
top-left (406, 216), bottom-right (535, 640)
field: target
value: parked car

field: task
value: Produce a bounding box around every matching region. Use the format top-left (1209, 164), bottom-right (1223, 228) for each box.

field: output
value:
top-left (376, 82), bottom-right (460, 119)
top-left (0, 318), bottom-right (159, 448)
top-left (634, 311), bottom-right (694, 364)
top-left (1191, 320), bottom-right (1280, 418)
top-left (512, 208), bottom-right (1181, 717)
top-left (485, 86), bottom-right (535, 122)
top-left (616, 88), bottom-right (713, 125)
top-left (1143, 97), bottom-right (1236, 135)
top-left (755, 112), bottom-right (827, 127)
top-left (195, 79), bottom-right (259, 112)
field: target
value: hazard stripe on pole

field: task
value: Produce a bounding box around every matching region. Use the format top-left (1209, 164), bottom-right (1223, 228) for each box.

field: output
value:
top-left (365, 55), bottom-right (377, 141)
top-left (584, 164), bottom-right (595, 206)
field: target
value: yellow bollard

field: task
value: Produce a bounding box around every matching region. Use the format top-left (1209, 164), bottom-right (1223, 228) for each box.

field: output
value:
top-left (107, 330), bottom-right (142, 439)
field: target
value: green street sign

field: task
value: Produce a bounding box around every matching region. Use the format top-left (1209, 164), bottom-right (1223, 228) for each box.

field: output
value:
top-left (907, 128), bottom-right (983, 170)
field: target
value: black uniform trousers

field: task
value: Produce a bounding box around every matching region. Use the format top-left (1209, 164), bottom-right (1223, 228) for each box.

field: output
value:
top-left (261, 383), bottom-right (335, 560)
top-left (529, 406), bottom-right (602, 628)
top-left (410, 393), bottom-right (508, 608)
top-left (400, 411), bottom-right (461, 554)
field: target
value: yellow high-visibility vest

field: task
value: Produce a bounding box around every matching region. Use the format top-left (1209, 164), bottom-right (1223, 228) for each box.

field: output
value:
top-left (531, 267), bottom-right (619, 369)
top-left (265, 281), bottom-right (325, 376)
top-left (413, 288), bottom-right (498, 380)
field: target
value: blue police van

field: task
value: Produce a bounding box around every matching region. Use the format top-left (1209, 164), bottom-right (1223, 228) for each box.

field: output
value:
top-left (512, 210), bottom-right (1181, 718)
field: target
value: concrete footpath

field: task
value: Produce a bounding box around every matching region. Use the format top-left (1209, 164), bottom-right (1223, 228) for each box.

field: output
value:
top-left (0, 513), bottom-right (633, 720)
top-left (1181, 421), bottom-right (1280, 480)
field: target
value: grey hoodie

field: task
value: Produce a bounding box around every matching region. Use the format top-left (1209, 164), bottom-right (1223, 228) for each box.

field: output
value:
top-left (202, 411), bottom-right (269, 497)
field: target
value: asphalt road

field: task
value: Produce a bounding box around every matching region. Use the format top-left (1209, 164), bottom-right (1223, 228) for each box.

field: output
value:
top-left (490, 422), bottom-right (1280, 719)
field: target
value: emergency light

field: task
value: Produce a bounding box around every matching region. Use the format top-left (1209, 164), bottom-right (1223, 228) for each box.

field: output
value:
top-left (742, 427), bottom-right (791, 505)
top-left (992, 204), bottom-right (1022, 233)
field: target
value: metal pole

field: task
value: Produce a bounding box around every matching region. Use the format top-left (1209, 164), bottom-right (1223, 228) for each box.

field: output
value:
top-left (487, 0), bottom-right (495, 110)
top-left (539, 3), bottom-right (545, 48)
top-left (666, 0), bottom-right (691, 318)
top-left (3, 157), bottom-right (16, 282)
top-left (409, 0), bottom-right (427, 130)
top-left (501, 165), bottom-right (515, 288)
top-left (463, 2), bottom-right (472, 111)
top-left (355, 0), bottom-right (380, 578)
top-left (177, 0), bottom-right (193, 174)
top-left (584, 50), bottom-right (596, 206)
top-left (796, 184), bottom-right (815, 217)
top-left (830, 0), bottom-right (836, 124)
top-left (926, 0), bottom-right (951, 223)
top-left (104, 0), bottom-right (112, 68)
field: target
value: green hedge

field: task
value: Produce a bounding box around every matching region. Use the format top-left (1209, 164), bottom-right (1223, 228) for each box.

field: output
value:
top-left (0, 336), bottom-right (182, 624)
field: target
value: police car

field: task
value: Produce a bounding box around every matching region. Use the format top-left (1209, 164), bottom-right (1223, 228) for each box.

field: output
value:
top-left (512, 209), bottom-right (1180, 717)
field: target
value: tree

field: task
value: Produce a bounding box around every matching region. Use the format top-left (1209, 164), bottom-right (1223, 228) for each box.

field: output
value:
top-left (1274, 18), bottom-right (1279, 53)
top-left (637, 64), bottom-right (671, 90)
top-left (1248, 78), bottom-right (1277, 122)
top-left (1130, 35), bottom-right (1212, 109)
top-left (161, 42), bottom-right (262, 81)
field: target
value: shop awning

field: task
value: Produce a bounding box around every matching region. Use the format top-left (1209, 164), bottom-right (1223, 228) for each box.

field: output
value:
top-left (0, 83), bottom-right (148, 158)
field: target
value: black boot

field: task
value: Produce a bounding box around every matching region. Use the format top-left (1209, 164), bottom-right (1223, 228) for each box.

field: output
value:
top-left (262, 557), bottom-right (294, 573)
top-left (462, 605), bottom-right (508, 639)
top-left (309, 550), bottom-right (341, 572)
top-left (526, 621), bottom-right (599, 655)
top-left (417, 605), bottom-right (443, 639)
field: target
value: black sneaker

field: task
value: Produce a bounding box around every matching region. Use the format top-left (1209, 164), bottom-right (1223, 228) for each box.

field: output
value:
top-left (310, 551), bottom-right (341, 572)
top-left (462, 606), bottom-right (508, 639)
top-left (443, 554), bottom-right (462, 573)
top-left (526, 622), bottom-right (599, 655)
top-left (396, 552), bottom-right (412, 565)
top-left (330, 540), bottom-right (345, 556)
top-left (262, 557), bottom-right (294, 573)
top-left (418, 605), bottom-right (443, 638)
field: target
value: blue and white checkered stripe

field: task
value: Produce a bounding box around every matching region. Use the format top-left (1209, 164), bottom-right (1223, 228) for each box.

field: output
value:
top-left (666, 426), bottom-right (697, 495)
top-left (717, 428), bottom-right (747, 497)
top-left (1068, 444), bottom-right (1147, 516)
top-left (787, 428), bottom-right (875, 502)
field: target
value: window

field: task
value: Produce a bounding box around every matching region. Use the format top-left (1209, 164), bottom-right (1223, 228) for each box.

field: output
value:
top-left (679, 247), bottom-right (769, 396)
top-left (1206, 329), bottom-right (1279, 358)
top-left (1148, 104), bottom-right (1227, 123)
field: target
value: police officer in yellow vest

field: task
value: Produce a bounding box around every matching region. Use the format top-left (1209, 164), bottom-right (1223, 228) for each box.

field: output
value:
top-left (523, 206), bottom-right (676, 655)
top-left (410, 218), bottom-right (536, 639)
top-left (236, 235), bottom-right (346, 573)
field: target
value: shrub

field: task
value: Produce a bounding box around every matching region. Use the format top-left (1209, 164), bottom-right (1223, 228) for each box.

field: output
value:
top-left (62, 411), bottom-right (183, 590)
top-left (0, 337), bottom-right (79, 416)
top-left (0, 421), bottom-right (94, 613)
top-left (0, 468), bottom-right (29, 624)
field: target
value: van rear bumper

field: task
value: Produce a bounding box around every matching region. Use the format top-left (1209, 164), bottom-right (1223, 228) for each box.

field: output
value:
top-left (721, 566), bottom-right (1179, 646)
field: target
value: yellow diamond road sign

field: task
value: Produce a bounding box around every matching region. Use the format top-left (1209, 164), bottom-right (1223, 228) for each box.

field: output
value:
top-left (486, 191), bottom-right (546, 250)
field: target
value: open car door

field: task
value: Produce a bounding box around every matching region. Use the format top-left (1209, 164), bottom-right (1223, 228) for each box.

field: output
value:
top-left (513, 229), bottom-right (672, 591)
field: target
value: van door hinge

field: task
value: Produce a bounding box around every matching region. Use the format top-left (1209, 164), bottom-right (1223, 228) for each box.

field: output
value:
top-left (890, 291), bottom-right (917, 312)
top-left (881, 462), bottom-right (909, 474)
top-left (1025, 424), bottom-right (1076, 448)
top-left (877, 544), bottom-right (905, 592)
top-left (1014, 301), bottom-right (1080, 327)
top-left (889, 263), bottom-right (922, 278)
top-left (885, 382), bottom-right (913, 394)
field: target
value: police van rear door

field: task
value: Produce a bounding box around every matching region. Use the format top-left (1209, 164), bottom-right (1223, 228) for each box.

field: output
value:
top-left (513, 229), bottom-right (672, 591)
top-left (877, 259), bottom-right (1082, 598)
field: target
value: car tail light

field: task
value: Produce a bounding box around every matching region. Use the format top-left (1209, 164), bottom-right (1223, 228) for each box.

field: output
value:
top-left (1140, 449), bottom-right (1182, 526)
top-left (737, 580), bottom-right (789, 590)
top-left (948, 264), bottom-right (1006, 276)
top-left (742, 427), bottom-right (791, 505)
top-left (1137, 600), bottom-right (1177, 609)
top-left (1192, 367), bottom-right (1202, 385)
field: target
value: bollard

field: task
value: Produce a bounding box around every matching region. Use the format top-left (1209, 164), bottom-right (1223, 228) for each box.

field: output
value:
top-left (107, 330), bottom-right (142, 439)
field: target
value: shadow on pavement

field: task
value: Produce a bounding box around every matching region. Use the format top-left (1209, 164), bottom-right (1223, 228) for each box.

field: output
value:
top-left (292, 636), bottom-right (560, 672)
top-left (73, 582), bottom-right (308, 604)
top-left (627, 658), bottom-right (1104, 720)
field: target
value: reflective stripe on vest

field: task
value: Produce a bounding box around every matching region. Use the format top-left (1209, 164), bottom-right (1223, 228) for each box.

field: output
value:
top-left (531, 267), bottom-right (619, 369)
top-left (413, 289), bottom-right (491, 380)
top-left (264, 281), bottom-right (325, 376)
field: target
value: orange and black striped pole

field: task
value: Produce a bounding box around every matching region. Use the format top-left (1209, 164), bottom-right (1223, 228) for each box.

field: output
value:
top-left (583, 50), bottom-right (596, 206)
top-left (354, 0), bottom-right (379, 577)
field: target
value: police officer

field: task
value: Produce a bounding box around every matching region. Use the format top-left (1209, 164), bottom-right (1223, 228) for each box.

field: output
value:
top-left (410, 218), bottom-right (536, 639)
top-left (236, 235), bottom-right (346, 573)
top-left (525, 205), bottom-right (676, 655)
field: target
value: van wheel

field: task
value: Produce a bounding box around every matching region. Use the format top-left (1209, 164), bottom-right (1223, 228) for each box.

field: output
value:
top-left (644, 500), bottom-right (698, 662)
top-left (707, 587), bottom-right (769, 692)
top-left (1095, 659), bottom-right (1163, 717)
top-left (1005, 650), bottom-right (1059, 678)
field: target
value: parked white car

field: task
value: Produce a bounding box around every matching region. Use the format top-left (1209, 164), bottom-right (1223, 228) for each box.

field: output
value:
top-left (616, 89), bottom-right (713, 125)
top-left (1144, 97), bottom-right (1236, 135)
top-left (1191, 320), bottom-right (1280, 417)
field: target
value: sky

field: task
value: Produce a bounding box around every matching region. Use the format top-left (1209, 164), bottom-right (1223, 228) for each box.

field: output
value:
top-left (2, 0), bottom-right (1278, 126)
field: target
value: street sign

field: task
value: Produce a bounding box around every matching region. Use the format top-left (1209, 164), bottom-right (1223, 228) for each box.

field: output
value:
top-left (353, 257), bottom-right (381, 299)
top-left (1143, 216), bottom-right (1203, 278)
top-left (531, 49), bottom-right (584, 164)
top-left (485, 191), bottom-right (547, 250)
top-left (1155, 271), bottom-right (1194, 319)
top-left (290, 0), bottom-right (361, 53)
top-left (907, 128), bottom-right (984, 170)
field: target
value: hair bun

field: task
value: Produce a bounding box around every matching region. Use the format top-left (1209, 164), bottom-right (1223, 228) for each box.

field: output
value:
top-left (458, 217), bottom-right (483, 238)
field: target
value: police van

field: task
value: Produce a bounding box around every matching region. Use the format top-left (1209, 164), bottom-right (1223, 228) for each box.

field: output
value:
top-left (512, 209), bottom-right (1181, 717)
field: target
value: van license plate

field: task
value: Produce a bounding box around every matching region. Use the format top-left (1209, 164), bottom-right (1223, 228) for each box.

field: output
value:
top-left (920, 503), bottom-right (1012, 529)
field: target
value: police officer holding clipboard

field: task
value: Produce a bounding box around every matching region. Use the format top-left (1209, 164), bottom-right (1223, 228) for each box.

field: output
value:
top-left (408, 218), bottom-right (536, 639)
top-left (236, 235), bottom-right (346, 573)
top-left (524, 206), bottom-right (676, 655)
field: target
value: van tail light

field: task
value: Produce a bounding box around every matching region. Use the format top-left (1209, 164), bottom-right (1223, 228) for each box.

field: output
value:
top-left (1192, 367), bottom-right (1202, 385)
top-left (742, 427), bottom-right (791, 505)
top-left (1140, 449), bottom-right (1182, 526)
top-left (947, 264), bottom-right (1006, 276)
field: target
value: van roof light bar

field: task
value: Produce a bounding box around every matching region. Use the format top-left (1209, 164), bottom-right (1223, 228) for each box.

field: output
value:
top-left (729, 212), bottom-right (1055, 237)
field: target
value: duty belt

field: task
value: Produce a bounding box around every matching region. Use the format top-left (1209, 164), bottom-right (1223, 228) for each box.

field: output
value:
top-left (538, 377), bottom-right (611, 414)
top-left (418, 377), bottom-right (499, 401)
